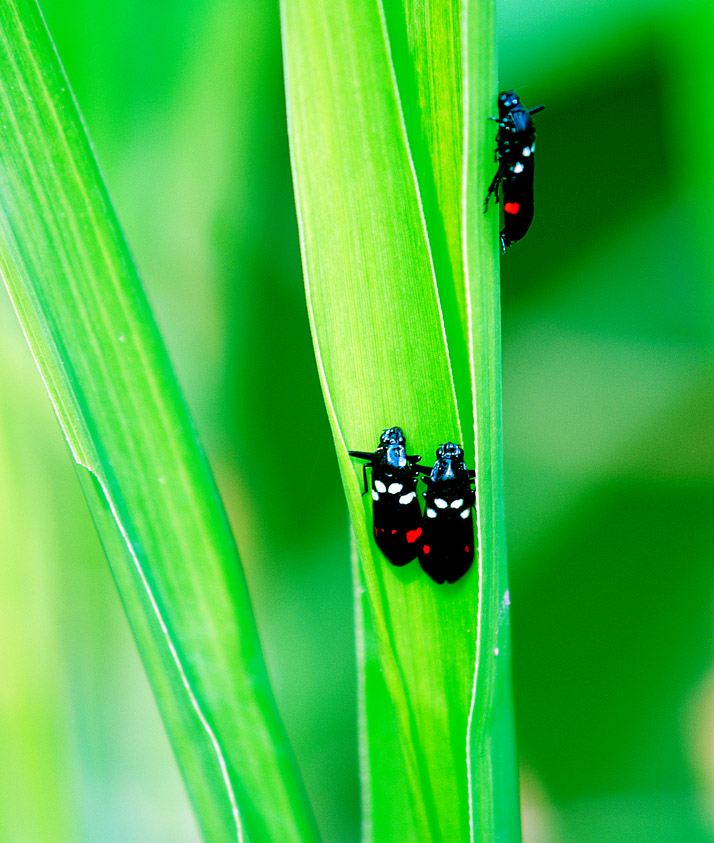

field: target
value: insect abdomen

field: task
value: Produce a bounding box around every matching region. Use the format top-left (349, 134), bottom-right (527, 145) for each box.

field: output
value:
top-left (419, 486), bottom-right (475, 584)
top-left (371, 470), bottom-right (423, 566)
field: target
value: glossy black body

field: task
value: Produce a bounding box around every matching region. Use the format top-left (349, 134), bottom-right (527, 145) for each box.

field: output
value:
top-left (418, 443), bottom-right (476, 584)
top-left (349, 427), bottom-right (423, 566)
top-left (484, 90), bottom-right (544, 252)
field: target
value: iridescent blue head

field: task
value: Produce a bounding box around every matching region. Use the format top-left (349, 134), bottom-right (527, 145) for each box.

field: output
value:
top-left (431, 442), bottom-right (466, 482)
top-left (379, 427), bottom-right (405, 447)
top-left (378, 426), bottom-right (408, 469)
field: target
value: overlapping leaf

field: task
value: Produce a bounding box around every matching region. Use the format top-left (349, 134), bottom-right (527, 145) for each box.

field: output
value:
top-left (282, 0), bottom-right (520, 839)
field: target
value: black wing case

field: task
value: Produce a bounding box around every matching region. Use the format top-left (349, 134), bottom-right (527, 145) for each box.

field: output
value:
top-left (370, 467), bottom-right (423, 566)
top-left (500, 157), bottom-right (535, 250)
top-left (419, 483), bottom-right (476, 584)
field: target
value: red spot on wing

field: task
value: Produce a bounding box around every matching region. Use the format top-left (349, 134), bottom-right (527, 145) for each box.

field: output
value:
top-left (504, 202), bottom-right (520, 215)
top-left (465, 546), bottom-right (470, 553)
top-left (423, 544), bottom-right (431, 554)
top-left (391, 529), bottom-right (397, 535)
top-left (374, 526), bottom-right (377, 538)
top-left (406, 527), bottom-right (422, 544)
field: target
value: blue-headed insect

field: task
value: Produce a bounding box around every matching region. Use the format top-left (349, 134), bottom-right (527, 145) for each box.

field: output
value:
top-left (349, 427), bottom-right (424, 566)
top-left (417, 443), bottom-right (476, 584)
top-left (484, 89), bottom-right (545, 251)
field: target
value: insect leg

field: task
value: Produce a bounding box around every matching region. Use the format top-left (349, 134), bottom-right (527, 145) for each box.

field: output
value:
top-left (348, 450), bottom-right (375, 496)
top-left (484, 164), bottom-right (504, 213)
top-left (348, 450), bottom-right (376, 460)
top-left (362, 463), bottom-right (370, 496)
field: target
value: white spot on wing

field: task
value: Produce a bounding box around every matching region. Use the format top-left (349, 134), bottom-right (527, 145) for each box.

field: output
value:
top-left (399, 491), bottom-right (416, 505)
top-left (450, 498), bottom-right (464, 509)
top-left (522, 146), bottom-right (531, 157)
top-left (460, 509), bottom-right (470, 519)
top-left (513, 162), bottom-right (524, 173)
top-left (372, 490), bottom-right (379, 501)
top-left (388, 482), bottom-right (403, 494)
top-left (426, 508), bottom-right (437, 518)
top-left (434, 498), bottom-right (448, 509)
top-left (374, 480), bottom-right (387, 493)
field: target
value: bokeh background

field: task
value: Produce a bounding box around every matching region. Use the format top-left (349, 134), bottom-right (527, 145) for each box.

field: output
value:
top-left (0, 0), bottom-right (712, 840)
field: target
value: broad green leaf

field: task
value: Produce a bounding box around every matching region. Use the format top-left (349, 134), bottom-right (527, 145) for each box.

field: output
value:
top-left (382, 0), bottom-right (473, 441)
top-left (0, 3), bottom-right (318, 841)
top-left (282, 0), bottom-right (520, 840)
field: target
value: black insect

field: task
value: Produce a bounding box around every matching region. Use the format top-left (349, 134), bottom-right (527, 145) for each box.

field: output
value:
top-left (417, 442), bottom-right (476, 585)
top-left (484, 89), bottom-right (544, 252)
top-left (349, 427), bottom-right (424, 566)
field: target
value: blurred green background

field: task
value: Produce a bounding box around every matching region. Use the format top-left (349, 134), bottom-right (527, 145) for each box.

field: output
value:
top-left (0, 0), bottom-right (713, 840)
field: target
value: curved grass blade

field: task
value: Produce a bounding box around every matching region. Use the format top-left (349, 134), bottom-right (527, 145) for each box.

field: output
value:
top-left (381, 0), bottom-right (474, 444)
top-left (283, 0), bottom-right (521, 839)
top-left (0, 3), bottom-right (319, 841)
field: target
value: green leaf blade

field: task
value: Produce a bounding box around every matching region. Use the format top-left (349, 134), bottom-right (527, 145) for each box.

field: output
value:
top-left (0, 3), bottom-right (319, 841)
top-left (282, 0), bottom-right (494, 840)
top-left (464, 1), bottom-right (522, 840)
top-left (283, 3), bottom-right (460, 447)
top-left (382, 0), bottom-right (473, 446)
top-left (284, 0), bottom-right (521, 839)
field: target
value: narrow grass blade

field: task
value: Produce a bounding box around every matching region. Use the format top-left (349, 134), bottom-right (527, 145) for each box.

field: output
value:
top-left (283, 0), bottom-right (520, 839)
top-left (0, 3), bottom-right (319, 841)
top-left (464, 3), bottom-right (522, 840)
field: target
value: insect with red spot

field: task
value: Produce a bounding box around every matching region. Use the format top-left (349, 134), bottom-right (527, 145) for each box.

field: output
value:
top-left (349, 427), bottom-right (424, 566)
top-left (484, 89), bottom-right (544, 252)
top-left (417, 442), bottom-right (476, 584)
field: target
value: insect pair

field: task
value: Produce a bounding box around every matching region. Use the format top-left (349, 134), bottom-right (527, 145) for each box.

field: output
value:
top-left (349, 427), bottom-right (475, 585)
top-left (484, 89), bottom-right (545, 252)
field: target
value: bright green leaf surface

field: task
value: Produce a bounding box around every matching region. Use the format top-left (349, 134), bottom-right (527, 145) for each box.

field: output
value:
top-left (282, 0), bottom-right (520, 840)
top-left (0, 3), bottom-right (318, 841)
top-left (463, 3), bottom-right (522, 842)
top-left (382, 0), bottom-right (473, 443)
